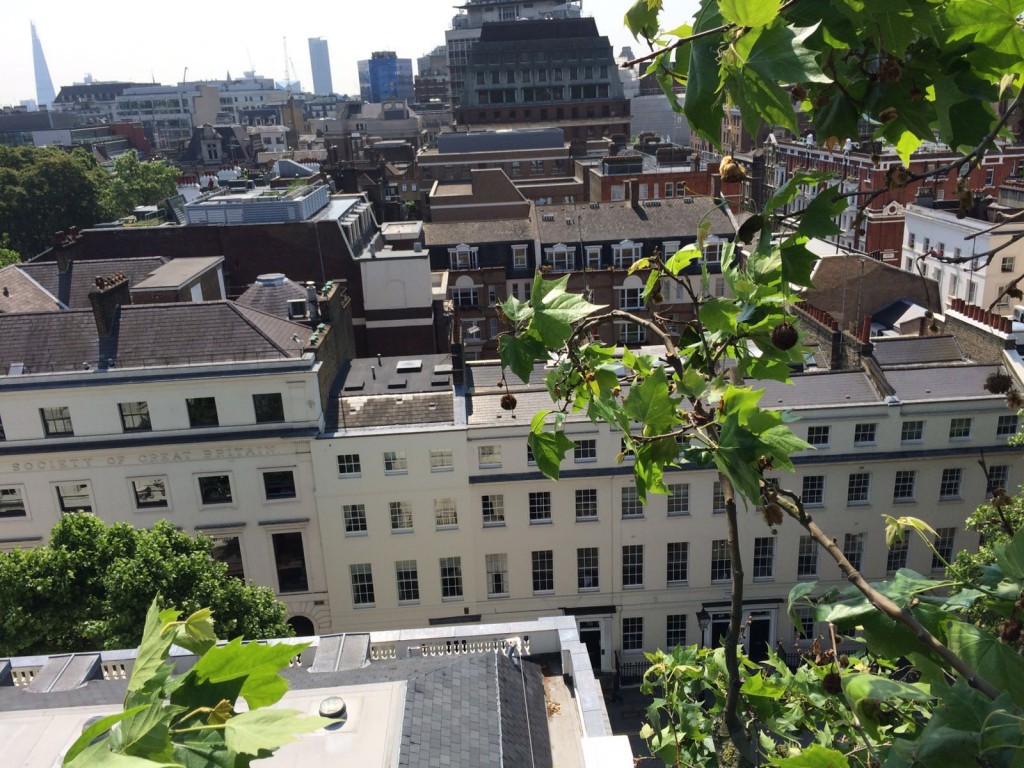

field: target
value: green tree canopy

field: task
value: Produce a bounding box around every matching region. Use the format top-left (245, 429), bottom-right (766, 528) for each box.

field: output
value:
top-left (0, 513), bottom-right (291, 656)
top-left (101, 150), bottom-right (180, 219)
top-left (0, 146), bottom-right (111, 258)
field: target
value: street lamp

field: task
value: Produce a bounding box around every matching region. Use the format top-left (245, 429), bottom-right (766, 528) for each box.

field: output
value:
top-left (696, 608), bottom-right (711, 649)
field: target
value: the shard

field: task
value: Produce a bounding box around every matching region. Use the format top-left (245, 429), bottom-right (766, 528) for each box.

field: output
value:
top-left (31, 22), bottom-right (56, 109)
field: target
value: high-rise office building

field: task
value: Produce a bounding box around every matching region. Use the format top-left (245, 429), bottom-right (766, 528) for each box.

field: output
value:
top-left (357, 51), bottom-right (414, 104)
top-left (308, 37), bottom-right (333, 95)
top-left (31, 22), bottom-right (56, 109)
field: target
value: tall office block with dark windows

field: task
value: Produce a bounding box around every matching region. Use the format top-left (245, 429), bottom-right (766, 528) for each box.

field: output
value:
top-left (357, 51), bottom-right (414, 104)
top-left (308, 38), bottom-right (334, 95)
top-left (455, 17), bottom-right (629, 141)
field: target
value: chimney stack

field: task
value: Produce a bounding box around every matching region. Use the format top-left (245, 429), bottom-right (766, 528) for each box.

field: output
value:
top-left (305, 281), bottom-right (319, 322)
top-left (88, 272), bottom-right (130, 337)
top-left (629, 179), bottom-right (640, 208)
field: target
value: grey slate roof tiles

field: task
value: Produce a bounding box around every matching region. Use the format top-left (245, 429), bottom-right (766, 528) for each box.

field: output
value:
top-left (19, 257), bottom-right (167, 308)
top-left (871, 335), bottom-right (965, 366)
top-left (236, 277), bottom-right (310, 317)
top-left (535, 197), bottom-right (733, 243)
top-left (0, 265), bottom-right (63, 313)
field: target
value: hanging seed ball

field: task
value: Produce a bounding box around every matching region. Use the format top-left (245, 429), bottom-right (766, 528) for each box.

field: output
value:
top-left (985, 371), bottom-right (1014, 395)
top-left (823, 672), bottom-right (843, 695)
top-left (771, 322), bottom-right (799, 350)
top-left (500, 393), bottom-right (517, 411)
top-left (1001, 619), bottom-right (1023, 644)
top-left (1007, 389), bottom-right (1024, 410)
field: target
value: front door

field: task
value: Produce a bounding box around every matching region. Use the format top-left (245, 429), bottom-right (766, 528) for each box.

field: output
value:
top-left (747, 612), bottom-right (772, 661)
top-left (579, 619), bottom-right (603, 671)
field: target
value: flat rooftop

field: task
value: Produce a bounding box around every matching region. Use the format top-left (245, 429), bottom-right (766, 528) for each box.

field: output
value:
top-left (132, 256), bottom-right (224, 291)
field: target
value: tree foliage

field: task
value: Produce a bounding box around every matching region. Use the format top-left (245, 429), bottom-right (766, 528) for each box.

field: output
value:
top-left (0, 146), bottom-right (112, 258)
top-left (0, 513), bottom-right (291, 656)
top-left (63, 599), bottom-right (329, 768)
top-left (101, 150), bottom-right (180, 219)
top-left (497, 0), bottom-right (1024, 764)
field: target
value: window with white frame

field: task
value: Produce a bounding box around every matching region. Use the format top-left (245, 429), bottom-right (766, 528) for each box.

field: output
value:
top-left (197, 475), bottom-right (233, 507)
top-left (802, 475), bottom-right (825, 507)
top-left (529, 491), bottom-right (552, 523)
top-left (54, 481), bottom-right (93, 513)
top-left (711, 539), bottom-right (731, 582)
top-left (617, 275), bottom-right (645, 310)
top-left (621, 485), bottom-right (642, 518)
top-left (666, 614), bottom-right (687, 647)
top-left (434, 498), bottom-right (458, 528)
top-left (532, 552), bottom-right (557, 593)
top-left (482, 494), bottom-right (505, 526)
top-left (667, 483), bottom-right (690, 516)
top-left (968, 280), bottom-right (978, 303)
top-left (449, 244), bottom-right (479, 270)
top-left (667, 541), bottom-right (688, 585)
top-left (337, 454), bottom-right (361, 476)
top-left (585, 245), bottom-right (602, 269)
top-left (574, 439), bottom-right (597, 462)
top-left (949, 417), bottom-right (972, 440)
top-left (886, 538), bottom-right (909, 573)
top-left (452, 276), bottom-right (478, 308)
top-left (430, 448), bottom-right (453, 472)
top-left (486, 553), bottom-right (509, 597)
top-left (753, 537), bottom-right (775, 579)
top-left (854, 422), bottom-right (877, 445)
top-left (616, 321), bottom-right (646, 345)
top-left (1002, 255), bottom-right (1016, 273)
top-left (384, 451), bottom-right (408, 474)
top-left (662, 241), bottom-right (681, 259)
top-left (807, 425), bottom-right (830, 447)
top-left (131, 476), bottom-right (168, 510)
top-left (893, 470), bottom-right (917, 503)
top-left (0, 486), bottom-right (27, 518)
top-left (439, 556), bottom-right (463, 600)
top-left (622, 544), bottom-right (644, 588)
top-left (702, 237), bottom-right (723, 263)
top-left (797, 535), bottom-right (818, 578)
top-left (343, 503), bottom-right (368, 535)
top-left (712, 481), bottom-right (726, 514)
top-left (512, 244), bottom-right (528, 269)
top-left (987, 465), bottom-right (1010, 495)
top-left (577, 547), bottom-right (599, 590)
top-left (939, 468), bottom-right (963, 500)
top-left (396, 560), bottom-right (419, 603)
top-left (843, 533), bottom-right (865, 571)
top-left (848, 472), bottom-right (871, 505)
top-left (350, 563), bottom-right (375, 606)
top-left (118, 401), bottom-right (151, 432)
top-left (901, 420), bottom-right (924, 442)
top-left (40, 406), bottom-right (74, 436)
top-left (543, 244), bottom-right (576, 271)
top-left (262, 470), bottom-right (296, 501)
top-left (949, 272), bottom-right (959, 298)
top-left (575, 488), bottom-right (598, 520)
top-left (932, 528), bottom-right (956, 571)
top-left (478, 444), bottom-right (502, 468)
top-left (389, 500), bottom-right (413, 532)
top-left (622, 617), bottom-right (644, 651)
top-left (612, 241), bottom-right (642, 268)
top-left (998, 414), bottom-right (1020, 437)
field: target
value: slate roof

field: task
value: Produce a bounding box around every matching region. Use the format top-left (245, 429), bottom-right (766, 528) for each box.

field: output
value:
top-left (0, 302), bottom-right (310, 375)
top-left (885, 364), bottom-right (1002, 402)
top-left (423, 216), bottom-right (539, 245)
top-left (399, 652), bottom-right (551, 768)
top-left (236, 277), bottom-right (309, 318)
top-left (535, 197), bottom-right (733, 243)
top-left (756, 371), bottom-right (882, 409)
top-left (19, 257), bottom-right (167, 308)
top-left (804, 255), bottom-right (942, 317)
top-left (0, 266), bottom-right (63, 313)
top-left (329, 355), bottom-right (455, 430)
top-left (871, 336), bottom-right (965, 366)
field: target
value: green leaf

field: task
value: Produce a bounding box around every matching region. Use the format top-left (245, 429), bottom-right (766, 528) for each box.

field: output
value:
top-left (224, 709), bottom-right (331, 756)
top-left (683, 4), bottom-right (726, 145)
top-left (109, 705), bottom-right (174, 760)
top-left (125, 600), bottom-right (180, 705)
top-left (947, 0), bottom-right (1024, 77)
top-left (719, 0), bottom-right (779, 28)
top-left (796, 186), bottom-right (845, 238)
top-left (622, 368), bottom-right (679, 437)
top-left (173, 607), bottom-right (217, 657)
top-left (529, 274), bottom-right (605, 348)
top-left (528, 411), bottom-right (576, 480)
top-left (64, 706), bottom-right (153, 765)
top-left (946, 620), bottom-right (1024, 707)
top-left (624, 0), bottom-right (662, 41)
top-left (65, 741), bottom-right (182, 768)
top-left (665, 244), bottom-right (701, 275)
top-left (738, 22), bottom-right (831, 85)
top-left (767, 743), bottom-right (851, 767)
top-left (499, 333), bottom-right (546, 384)
top-left (758, 424), bottom-right (810, 471)
top-left (499, 295), bottom-right (533, 325)
top-left (994, 528), bottom-right (1024, 579)
top-left (765, 171), bottom-right (834, 213)
top-left (188, 638), bottom-right (311, 710)
top-left (779, 237), bottom-right (819, 288)
top-left (730, 68), bottom-right (799, 135)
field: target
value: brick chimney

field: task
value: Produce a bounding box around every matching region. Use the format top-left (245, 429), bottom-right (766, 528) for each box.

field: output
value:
top-left (628, 178), bottom-right (640, 208)
top-left (88, 273), bottom-right (130, 337)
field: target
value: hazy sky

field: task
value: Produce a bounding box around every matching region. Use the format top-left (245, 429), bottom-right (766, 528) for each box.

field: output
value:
top-left (3, 0), bottom-right (700, 107)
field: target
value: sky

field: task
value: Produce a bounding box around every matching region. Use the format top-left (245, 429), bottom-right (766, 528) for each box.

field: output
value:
top-left (2, 0), bottom-right (700, 107)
